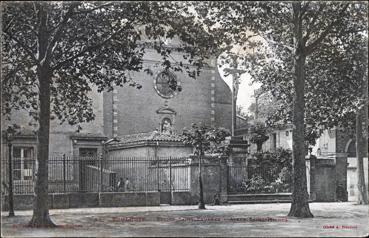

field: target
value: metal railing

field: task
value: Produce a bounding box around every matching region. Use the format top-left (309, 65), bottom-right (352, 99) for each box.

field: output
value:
top-left (1, 156), bottom-right (191, 195)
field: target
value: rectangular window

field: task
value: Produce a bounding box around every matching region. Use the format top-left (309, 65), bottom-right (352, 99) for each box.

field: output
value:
top-left (13, 147), bottom-right (34, 181)
top-left (79, 148), bottom-right (98, 158)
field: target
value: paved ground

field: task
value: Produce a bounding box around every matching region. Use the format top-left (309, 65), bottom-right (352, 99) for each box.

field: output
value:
top-left (1, 202), bottom-right (368, 237)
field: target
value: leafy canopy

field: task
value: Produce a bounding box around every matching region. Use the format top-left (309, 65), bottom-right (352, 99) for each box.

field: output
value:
top-left (182, 123), bottom-right (231, 155)
top-left (189, 2), bottom-right (367, 135)
top-left (2, 2), bottom-right (216, 130)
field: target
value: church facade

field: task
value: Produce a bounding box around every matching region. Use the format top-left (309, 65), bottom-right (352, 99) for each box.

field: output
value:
top-left (103, 47), bottom-right (232, 139)
top-left (1, 44), bottom-right (232, 195)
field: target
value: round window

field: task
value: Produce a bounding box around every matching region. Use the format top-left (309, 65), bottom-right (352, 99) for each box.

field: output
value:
top-left (154, 71), bottom-right (179, 99)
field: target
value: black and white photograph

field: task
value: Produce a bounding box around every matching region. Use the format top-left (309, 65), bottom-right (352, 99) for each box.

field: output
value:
top-left (1, 1), bottom-right (368, 237)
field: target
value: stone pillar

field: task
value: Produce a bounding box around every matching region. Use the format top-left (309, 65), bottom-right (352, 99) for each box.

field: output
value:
top-left (335, 153), bottom-right (348, 202)
top-left (314, 158), bottom-right (336, 201)
top-left (227, 136), bottom-right (249, 193)
top-left (189, 155), bottom-right (228, 204)
top-left (219, 157), bottom-right (228, 203)
top-left (309, 155), bottom-right (317, 201)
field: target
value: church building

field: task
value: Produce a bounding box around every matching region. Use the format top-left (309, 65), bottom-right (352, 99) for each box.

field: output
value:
top-left (1, 41), bottom-right (232, 194)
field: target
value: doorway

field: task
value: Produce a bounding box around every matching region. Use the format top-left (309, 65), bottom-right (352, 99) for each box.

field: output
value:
top-left (79, 148), bottom-right (98, 192)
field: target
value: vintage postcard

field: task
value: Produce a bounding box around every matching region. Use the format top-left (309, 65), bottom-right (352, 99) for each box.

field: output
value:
top-left (1, 1), bottom-right (368, 237)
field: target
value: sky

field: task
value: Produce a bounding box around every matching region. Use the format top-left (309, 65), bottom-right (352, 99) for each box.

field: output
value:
top-left (218, 67), bottom-right (261, 116)
top-left (215, 32), bottom-right (266, 116)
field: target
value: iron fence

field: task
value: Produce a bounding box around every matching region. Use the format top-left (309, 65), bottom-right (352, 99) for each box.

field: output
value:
top-left (1, 156), bottom-right (191, 195)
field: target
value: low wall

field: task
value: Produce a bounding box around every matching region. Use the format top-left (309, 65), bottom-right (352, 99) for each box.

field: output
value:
top-left (1, 194), bottom-right (52, 211)
top-left (189, 155), bottom-right (228, 204)
top-left (171, 192), bottom-right (194, 205)
top-left (310, 158), bottom-right (336, 202)
top-left (2, 192), bottom-right (160, 211)
top-left (99, 192), bottom-right (160, 207)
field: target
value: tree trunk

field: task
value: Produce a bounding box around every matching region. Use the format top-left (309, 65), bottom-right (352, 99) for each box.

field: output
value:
top-left (288, 4), bottom-right (313, 217)
top-left (355, 74), bottom-right (368, 204)
top-left (28, 67), bottom-right (56, 227)
top-left (288, 53), bottom-right (313, 218)
top-left (198, 149), bottom-right (205, 209)
top-left (27, 4), bottom-right (56, 227)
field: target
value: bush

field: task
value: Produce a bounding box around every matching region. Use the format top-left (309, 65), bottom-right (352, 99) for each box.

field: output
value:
top-left (243, 175), bottom-right (266, 193)
top-left (239, 148), bottom-right (292, 193)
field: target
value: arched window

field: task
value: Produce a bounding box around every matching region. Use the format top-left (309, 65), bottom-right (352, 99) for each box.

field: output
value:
top-left (154, 71), bottom-right (178, 98)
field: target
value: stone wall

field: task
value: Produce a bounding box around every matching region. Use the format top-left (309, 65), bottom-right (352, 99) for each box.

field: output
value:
top-left (189, 155), bottom-right (227, 204)
top-left (2, 192), bottom-right (160, 211)
top-left (171, 192), bottom-right (194, 205)
top-left (347, 157), bottom-right (369, 202)
top-left (309, 157), bottom-right (337, 202)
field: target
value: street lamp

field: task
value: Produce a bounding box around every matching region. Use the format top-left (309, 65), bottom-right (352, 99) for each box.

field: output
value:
top-left (6, 131), bottom-right (15, 217)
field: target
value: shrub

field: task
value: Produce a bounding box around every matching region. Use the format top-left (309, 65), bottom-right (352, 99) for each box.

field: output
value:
top-left (238, 148), bottom-right (292, 193)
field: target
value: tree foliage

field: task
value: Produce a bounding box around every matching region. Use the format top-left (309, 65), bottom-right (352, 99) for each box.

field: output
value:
top-left (249, 120), bottom-right (269, 152)
top-left (245, 148), bottom-right (292, 193)
top-left (2, 2), bottom-right (213, 129)
top-left (243, 3), bottom-right (368, 133)
top-left (236, 105), bottom-right (251, 119)
top-left (182, 123), bottom-right (231, 155)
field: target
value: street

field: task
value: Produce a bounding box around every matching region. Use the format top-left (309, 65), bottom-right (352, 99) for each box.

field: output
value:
top-left (1, 202), bottom-right (368, 237)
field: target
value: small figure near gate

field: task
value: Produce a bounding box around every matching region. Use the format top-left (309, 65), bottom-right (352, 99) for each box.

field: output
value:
top-left (124, 177), bottom-right (131, 192)
top-left (212, 193), bottom-right (220, 205)
top-left (116, 177), bottom-right (125, 192)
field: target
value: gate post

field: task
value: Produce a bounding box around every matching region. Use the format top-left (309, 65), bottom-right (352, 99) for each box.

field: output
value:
top-left (335, 153), bottom-right (348, 202)
top-left (219, 156), bottom-right (229, 204)
top-left (227, 136), bottom-right (249, 194)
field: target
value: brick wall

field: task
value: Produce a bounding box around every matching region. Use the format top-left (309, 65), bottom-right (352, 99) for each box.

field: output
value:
top-left (103, 50), bottom-right (231, 137)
